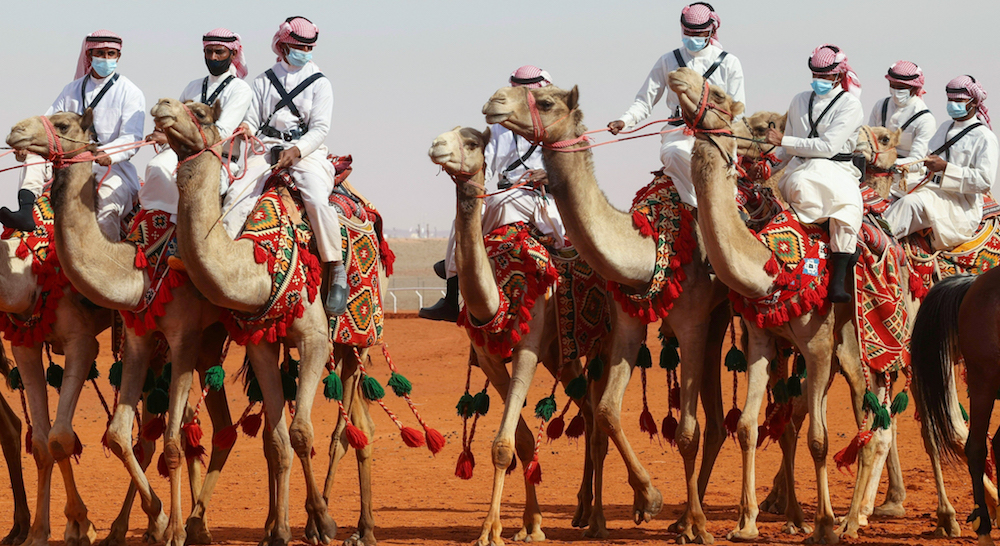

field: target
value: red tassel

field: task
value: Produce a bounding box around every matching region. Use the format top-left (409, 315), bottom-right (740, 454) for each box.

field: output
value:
top-left (132, 442), bottom-right (145, 463)
top-left (185, 443), bottom-right (207, 462)
top-left (157, 452), bottom-right (169, 478)
top-left (134, 250), bottom-right (148, 269)
top-left (639, 408), bottom-right (657, 438)
top-left (764, 255), bottom-right (780, 275)
top-left (400, 426), bottom-right (425, 448)
top-left (425, 427), bottom-right (446, 455)
top-left (724, 408), bottom-right (741, 439)
top-left (546, 416), bottom-right (565, 441)
top-left (345, 423), bottom-right (368, 450)
top-left (16, 239), bottom-right (30, 260)
top-left (833, 430), bottom-right (874, 474)
top-left (455, 449), bottom-right (475, 480)
top-left (565, 414), bottom-right (586, 439)
top-left (379, 239), bottom-right (395, 276)
top-left (182, 421), bottom-right (203, 448)
top-left (213, 425), bottom-right (239, 450)
top-left (524, 457), bottom-right (542, 485)
top-left (768, 414), bottom-right (786, 441)
top-left (241, 411), bottom-right (263, 437)
top-left (661, 415), bottom-right (678, 445)
top-left (253, 244), bottom-right (268, 264)
top-left (669, 386), bottom-right (681, 410)
top-left (25, 425), bottom-right (32, 455)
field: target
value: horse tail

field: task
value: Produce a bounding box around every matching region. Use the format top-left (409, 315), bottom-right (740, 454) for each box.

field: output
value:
top-left (911, 273), bottom-right (976, 461)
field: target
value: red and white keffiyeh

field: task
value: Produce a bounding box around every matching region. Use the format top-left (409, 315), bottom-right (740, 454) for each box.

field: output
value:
top-left (74, 30), bottom-right (122, 80)
top-left (947, 75), bottom-right (991, 129)
top-left (203, 28), bottom-right (248, 79)
top-left (885, 60), bottom-right (925, 95)
top-left (680, 2), bottom-right (721, 46)
top-left (509, 65), bottom-right (552, 88)
top-left (809, 44), bottom-right (862, 98)
top-left (271, 16), bottom-right (318, 61)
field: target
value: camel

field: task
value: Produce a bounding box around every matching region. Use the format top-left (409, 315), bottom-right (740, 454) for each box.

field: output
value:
top-left (152, 97), bottom-right (367, 546)
top-left (1, 343), bottom-right (30, 546)
top-left (428, 126), bottom-right (597, 545)
top-left (6, 110), bottom-right (235, 546)
top-left (483, 84), bottom-right (733, 544)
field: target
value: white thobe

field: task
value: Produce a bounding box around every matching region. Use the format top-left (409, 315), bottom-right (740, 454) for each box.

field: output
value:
top-left (21, 72), bottom-right (145, 240)
top-left (443, 124), bottom-right (566, 277)
top-left (139, 66), bottom-right (253, 221)
top-left (884, 117), bottom-right (999, 250)
top-left (868, 95), bottom-right (937, 193)
top-left (775, 89), bottom-right (864, 253)
top-left (616, 44), bottom-right (745, 207)
top-left (225, 61), bottom-right (341, 263)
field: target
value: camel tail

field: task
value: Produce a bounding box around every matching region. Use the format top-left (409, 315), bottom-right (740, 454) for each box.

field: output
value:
top-left (911, 274), bottom-right (976, 462)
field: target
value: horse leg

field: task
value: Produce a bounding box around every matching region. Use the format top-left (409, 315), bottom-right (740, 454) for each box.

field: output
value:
top-left (967, 374), bottom-right (999, 546)
top-left (0, 387), bottom-right (30, 545)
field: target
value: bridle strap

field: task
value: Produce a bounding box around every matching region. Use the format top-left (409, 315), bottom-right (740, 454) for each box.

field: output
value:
top-left (39, 116), bottom-right (94, 168)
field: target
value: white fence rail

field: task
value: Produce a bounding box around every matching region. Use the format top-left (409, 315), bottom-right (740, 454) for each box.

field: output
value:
top-left (385, 287), bottom-right (446, 313)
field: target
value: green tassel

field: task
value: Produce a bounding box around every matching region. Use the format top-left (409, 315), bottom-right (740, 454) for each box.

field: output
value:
top-left (8, 367), bottom-right (22, 390)
top-left (456, 392), bottom-right (475, 419)
top-left (636, 344), bottom-right (652, 369)
top-left (587, 356), bottom-right (604, 382)
top-left (109, 361), bottom-right (123, 389)
top-left (795, 353), bottom-right (807, 378)
top-left (961, 403), bottom-right (969, 423)
top-left (287, 358), bottom-right (299, 379)
top-left (863, 390), bottom-right (880, 414)
top-left (534, 395), bottom-right (557, 421)
top-left (87, 362), bottom-right (99, 381)
top-left (142, 368), bottom-right (156, 393)
top-left (281, 371), bottom-right (297, 401)
top-left (473, 391), bottom-right (490, 416)
top-left (564, 375), bottom-right (588, 400)
top-left (724, 347), bottom-right (747, 373)
top-left (46, 363), bottom-right (64, 389)
top-left (769, 358), bottom-right (778, 373)
top-left (787, 375), bottom-right (802, 398)
top-left (247, 376), bottom-right (264, 403)
top-left (772, 379), bottom-right (788, 404)
top-left (323, 372), bottom-right (343, 401)
top-left (146, 387), bottom-right (169, 415)
top-left (666, 336), bottom-right (680, 349)
top-left (160, 362), bottom-right (172, 383)
top-left (205, 365), bottom-right (225, 391)
top-left (659, 344), bottom-right (680, 371)
top-left (387, 372), bottom-right (412, 397)
top-left (871, 406), bottom-right (891, 431)
top-left (361, 375), bottom-right (385, 401)
top-left (890, 392), bottom-right (909, 415)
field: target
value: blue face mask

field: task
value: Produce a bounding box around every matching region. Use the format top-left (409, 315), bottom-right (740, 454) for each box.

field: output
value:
top-left (947, 100), bottom-right (970, 119)
top-left (91, 57), bottom-right (117, 78)
top-left (286, 49), bottom-right (312, 67)
top-left (682, 36), bottom-right (708, 53)
top-left (811, 78), bottom-right (835, 96)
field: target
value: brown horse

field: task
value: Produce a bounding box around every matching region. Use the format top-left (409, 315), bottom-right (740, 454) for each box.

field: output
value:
top-left (910, 270), bottom-right (1000, 546)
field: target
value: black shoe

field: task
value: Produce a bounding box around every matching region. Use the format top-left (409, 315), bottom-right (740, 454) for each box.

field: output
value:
top-left (0, 189), bottom-right (37, 232)
top-left (325, 262), bottom-right (348, 316)
top-left (433, 259), bottom-right (447, 280)
top-left (419, 276), bottom-right (459, 322)
top-left (827, 249), bottom-right (860, 303)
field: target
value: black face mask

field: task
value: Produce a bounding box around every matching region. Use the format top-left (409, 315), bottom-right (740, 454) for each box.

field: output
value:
top-left (205, 57), bottom-right (232, 77)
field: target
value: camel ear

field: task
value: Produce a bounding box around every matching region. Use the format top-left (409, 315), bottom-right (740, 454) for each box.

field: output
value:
top-left (892, 127), bottom-right (903, 146)
top-left (731, 101), bottom-right (745, 118)
top-left (482, 126), bottom-right (491, 144)
top-left (778, 112), bottom-right (788, 132)
top-left (566, 86), bottom-right (579, 111)
top-left (212, 101), bottom-right (223, 124)
top-left (80, 108), bottom-right (95, 135)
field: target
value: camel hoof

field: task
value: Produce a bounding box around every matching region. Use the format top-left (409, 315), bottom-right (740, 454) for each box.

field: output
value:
top-left (677, 531), bottom-right (714, 544)
top-left (871, 502), bottom-right (905, 518)
top-left (759, 491), bottom-right (786, 515)
top-left (97, 527), bottom-right (128, 546)
top-left (163, 528), bottom-right (187, 546)
top-left (511, 527), bottom-right (544, 542)
top-left (725, 527), bottom-right (759, 542)
top-left (571, 504), bottom-right (592, 529)
top-left (343, 531), bottom-right (376, 546)
top-left (633, 485), bottom-right (663, 525)
top-left (582, 523), bottom-right (609, 539)
top-left (304, 511), bottom-right (337, 545)
top-left (19, 533), bottom-right (52, 546)
top-left (836, 521), bottom-right (859, 540)
top-left (979, 534), bottom-right (997, 546)
top-left (143, 511), bottom-right (169, 543)
top-left (667, 519), bottom-right (687, 534)
top-left (473, 536), bottom-right (503, 546)
top-left (66, 518), bottom-right (98, 546)
top-left (781, 521), bottom-right (812, 535)
top-left (2, 521), bottom-right (29, 545)
top-left (804, 528), bottom-right (840, 544)
top-left (184, 517), bottom-right (213, 545)
top-left (260, 529), bottom-right (292, 546)
top-left (933, 517), bottom-right (962, 538)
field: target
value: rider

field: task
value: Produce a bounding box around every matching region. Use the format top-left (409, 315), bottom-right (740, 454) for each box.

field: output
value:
top-left (419, 66), bottom-right (567, 323)
top-left (606, 1), bottom-right (745, 207)
top-left (230, 16), bottom-right (348, 316)
top-left (2, 30), bottom-right (145, 240)
top-left (884, 75), bottom-right (999, 250)
top-left (868, 60), bottom-right (936, 193)
top-left (140, 28), bottom-right (252, 224)
top-left (764, 44), bottom-right (864, 303)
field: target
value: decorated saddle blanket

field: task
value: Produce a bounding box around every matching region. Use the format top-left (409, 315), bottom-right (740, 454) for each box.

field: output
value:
top-left (550, 246), bottom-right (612, 363)
top-left (607, 173), bottom-right (697, 324)
top-left (0, 191), bottom-right (70, 346)
top-left (905, 216), bottom-right (1000, 299)
top-left (120, 209), bottom-right (188, 336)
top-left (329, 198), bottom-right (386, 348)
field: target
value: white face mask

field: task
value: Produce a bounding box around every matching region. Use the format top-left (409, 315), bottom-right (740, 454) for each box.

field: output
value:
top-left (891, 88), bottom-right (912, 108)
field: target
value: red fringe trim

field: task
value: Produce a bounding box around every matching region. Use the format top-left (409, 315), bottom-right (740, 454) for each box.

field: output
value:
top-left (121, 270), bottom-right (189, 336)
top-left (400, 426), bottom-right (425, 448)
top-left (833, 430), bottom-right (874, 474)
top-left (1, 249), bottom-right (70, 347)
top-left (524, 456), bottom-right (542, 485)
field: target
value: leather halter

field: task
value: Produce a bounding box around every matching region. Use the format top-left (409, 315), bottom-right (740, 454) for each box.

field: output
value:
top-left (39, 116), bottom-right (94, 168)
top-left (681, 79), bottom-right (738, 166)
top-left (443, 132), bottom-right (486, 192)
top-left (859, 126), bottom-right (896, 178)
top-left (175, 103), bottom-right (227, 171)
top-left (523, 87), bottom-right (581, 149)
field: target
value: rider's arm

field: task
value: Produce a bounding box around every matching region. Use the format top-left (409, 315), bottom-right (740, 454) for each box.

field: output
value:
top-left (781, 98), bottom-right (863, 159)
top-left (938, 132), bottom-right (999, 195)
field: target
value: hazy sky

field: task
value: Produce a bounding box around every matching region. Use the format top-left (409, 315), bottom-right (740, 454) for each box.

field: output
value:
top-left (1, 0), bottom-right (998, 233)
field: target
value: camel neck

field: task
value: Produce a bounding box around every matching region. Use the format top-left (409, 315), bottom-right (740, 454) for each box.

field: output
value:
top-left (452, 174), bottom-right (500, 323)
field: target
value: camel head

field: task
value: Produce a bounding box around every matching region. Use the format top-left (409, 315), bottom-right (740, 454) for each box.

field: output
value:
top-left (482, 85), bottom-right (584, 144)
top-left (6, 111), bottom-right (97, 159)
top-left (667, 67), bottom-right (744, 133)
top-left (151, 98), bottom-right (222, 158)
top-left (736, 111), bottom-right (786, 159)
top-left (428, 126), bottom-right (490, 177)
top-left (857, 125), bottom-right (901, 170)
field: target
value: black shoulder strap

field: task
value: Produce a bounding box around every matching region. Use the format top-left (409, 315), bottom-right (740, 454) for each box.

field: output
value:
top-left (264, 69), bottom-right (325, 120)
top-left (880, 98), bottom-right (890, 128)
top-left (807, 90), bottom-right (847, 138)
top-left (502, 134), bottom-right (539, 177)
top-left (672, 49), bottom-right (686, 69)
top-left (932, 121), bottom-right (984, 160)
top-left (900, 109), bottom-right (930, 131)
top-left (702, 51), bottom-right (728, 80)
top-left (202, 75), bottom-right (235, 106)
top-left (79, 73), bottom-right (120, 113)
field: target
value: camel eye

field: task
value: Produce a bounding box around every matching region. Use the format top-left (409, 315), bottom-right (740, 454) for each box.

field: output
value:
top-left (538, 99), bottom-right (554, 111)
top-left (880, 137), bottom-right (889, 145)
top-left (54, 123), bottom-right (68, 131)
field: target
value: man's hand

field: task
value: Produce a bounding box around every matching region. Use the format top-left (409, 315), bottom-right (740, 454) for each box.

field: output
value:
top-left (607, 120), bottom-right (625, 135)
top-left (765, 128), bottom-right (784, 147)
top-left (145, 130), bottom-right (168, 146)
top-left (522, 169), bottom-right (547, 185)
top-left (237, 123), bottom-right (252, 136)
top-left (924, 155), bottom-right (947, 173)
top-left (95, 151), bottom-right (112, 167)
top-left (274, 146), bottom-right (302, 170)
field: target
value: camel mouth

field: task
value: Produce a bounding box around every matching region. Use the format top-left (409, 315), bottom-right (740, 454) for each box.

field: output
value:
top-left (5, 135), bottom-right (32, 149)
top-left (153, 115), bottom-right (177, 130)
top-left (429, 151), bottom-right (453, 165)
top-left (484, 112), bottom-right (510, 124)
top-left (667, 75), bottom-right (690, 93)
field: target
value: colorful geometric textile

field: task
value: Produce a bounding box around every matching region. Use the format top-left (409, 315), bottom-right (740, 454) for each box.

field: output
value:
top-left (120, 209), bottom-right (188, 336)
top-left (329, 198), bottom-right (385, 348)
top-left (0, 191), bottom-right (70, 346)
top-left (608, 174), bottom-right (696, 324)
top-left (855, 242), bottom-right (910, 373)
top-left (551, 247), bottom-right (612, 363)
top-left (904, 217), bottom-right (1000, 299)
top-left (457, 222), bottom-right (558, 359)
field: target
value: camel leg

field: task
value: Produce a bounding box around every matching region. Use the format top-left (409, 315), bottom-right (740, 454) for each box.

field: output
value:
top-left (99, 399), bottom-right (158, 546)
top-left (0, 389), bottom-right (30, 545)
top-left (584, 374), bottom-right (611, 539)
top-left (322, 347), bottom-right (358, 506)
top-left (871, 416), bottom-right (906, 518)
top-left (186, 325), bottom-right (233, 545)
top-left (248, 343), bottom-right (294, 546)
top-left (13, 345), bottom-right (55, 546)
top-left (838, 371), bottom-right (892, 539)
top-left (800, 322), bottom-right (839, 545)
top-left (726, 326), bottom-right (773, 541)
top-left (559, 359), bottom-right (594, 529)
top-left (344, 373), bottom-right (376, 546)
top-left (778, 397), bottom-right (811, 535)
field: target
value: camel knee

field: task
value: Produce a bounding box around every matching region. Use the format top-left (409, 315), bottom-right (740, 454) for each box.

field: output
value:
top-left (163, 438), bottom-right (185, 471)
top-left (595, 403), bottom-right (620, 435)
top-left (808, 437), bottom-right (827, 461)
top-left (675, 421), bottom-right (700, 457)
top-left (288, 421), bottom-right (314, 459)
top-left (105, 426), bottom-right (132, 459)
top-left (492, 438), bottom-right (515, 470)
top-left (736, 419), bottom-right (757, 451)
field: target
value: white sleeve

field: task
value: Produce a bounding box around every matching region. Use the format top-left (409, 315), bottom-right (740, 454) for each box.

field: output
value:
top-left (215, 82), bottom-right (253, 139)
top-left (724, 56), bottom-right (746, 119)
top-left (296, 77), bottom-right (332, 158)
top-left (483, 130), bottom-right (500, 184)
top-left (867, 103), bottom-right (880, 127)
top-left (243, 77), bottom-right (264, 135)
top-left (105, 86), bottom-right (146, 164)
top-left (617, 57), bottom-right (668, 128)
top-left (780, 99), bottom-right (863, 159)
top-left (906, 112), bottom-right (937, 164)
top-left (939, 133), bottom-right (999, 195)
